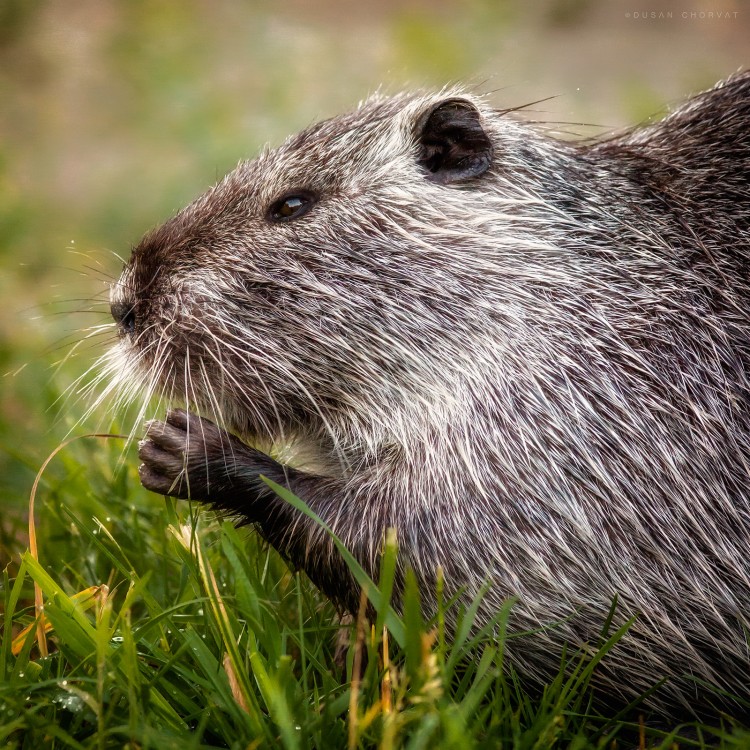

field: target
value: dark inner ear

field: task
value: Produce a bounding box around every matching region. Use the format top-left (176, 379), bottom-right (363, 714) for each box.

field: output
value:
top-left (416, 99), bottom-right (493, 184)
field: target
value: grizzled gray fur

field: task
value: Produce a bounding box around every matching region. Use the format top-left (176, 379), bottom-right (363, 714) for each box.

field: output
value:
top-left (105, 72), bottom-right (750, 718)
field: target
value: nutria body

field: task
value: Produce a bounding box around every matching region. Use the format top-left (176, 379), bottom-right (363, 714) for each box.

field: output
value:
top-left (108, 72), bottom-right (750, 718)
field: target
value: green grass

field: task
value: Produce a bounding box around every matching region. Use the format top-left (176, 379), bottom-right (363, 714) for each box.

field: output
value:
top-left (2, 433), bottom-right (750, 748)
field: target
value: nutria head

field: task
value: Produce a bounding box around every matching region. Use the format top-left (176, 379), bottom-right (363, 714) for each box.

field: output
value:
top-left (106, 89), bottom-right (578, 454)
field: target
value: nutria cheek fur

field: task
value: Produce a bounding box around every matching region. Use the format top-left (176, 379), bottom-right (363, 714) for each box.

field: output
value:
top-left (108, 72), bottom-right (750, 719)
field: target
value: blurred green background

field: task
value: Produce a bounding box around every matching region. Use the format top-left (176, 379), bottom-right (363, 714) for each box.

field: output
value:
top-left (1, 0), bottom-right (747, 558)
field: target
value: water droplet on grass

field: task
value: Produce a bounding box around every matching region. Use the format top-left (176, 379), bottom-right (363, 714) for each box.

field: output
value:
top-left (52, 691), bottom-right (84, 714)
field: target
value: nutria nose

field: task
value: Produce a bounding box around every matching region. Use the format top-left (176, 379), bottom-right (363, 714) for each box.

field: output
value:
top-left (111, 299), bottom-right (136, 336)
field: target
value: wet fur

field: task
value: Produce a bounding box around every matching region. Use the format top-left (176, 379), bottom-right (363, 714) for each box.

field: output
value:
top-left (109, 73), bottom-right (750, 718)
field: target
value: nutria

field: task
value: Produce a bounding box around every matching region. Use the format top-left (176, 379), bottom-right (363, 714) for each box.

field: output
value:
top-left (106, 71), bottom-right (750, 718)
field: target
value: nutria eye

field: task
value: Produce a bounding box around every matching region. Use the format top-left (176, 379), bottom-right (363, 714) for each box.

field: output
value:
top-left (268, 191), bottom-right (316, 222)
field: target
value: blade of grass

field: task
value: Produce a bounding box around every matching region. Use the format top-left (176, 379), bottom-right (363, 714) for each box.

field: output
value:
top-left (261, 476), bottom-right (406, 648)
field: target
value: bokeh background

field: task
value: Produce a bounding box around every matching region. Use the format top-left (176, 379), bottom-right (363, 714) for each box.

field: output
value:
top-left (1, 0), bottom-right (748, 557)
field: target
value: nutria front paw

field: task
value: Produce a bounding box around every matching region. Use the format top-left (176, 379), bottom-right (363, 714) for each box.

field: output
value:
top-left (138, 408), bottom-right (254, 501)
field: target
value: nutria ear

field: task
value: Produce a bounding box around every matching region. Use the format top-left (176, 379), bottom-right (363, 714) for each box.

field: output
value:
top-left (415, 98), bottom-right (493, 184)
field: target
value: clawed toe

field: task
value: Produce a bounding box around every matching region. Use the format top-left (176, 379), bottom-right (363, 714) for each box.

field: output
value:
top-left (138, 437), bottom-right (184, 474)
top-left (138, 461), bottom-right (186, 497)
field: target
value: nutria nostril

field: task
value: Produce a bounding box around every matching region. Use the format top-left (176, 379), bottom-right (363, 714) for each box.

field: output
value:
top-left (111, 299), bottom-right (136, 336)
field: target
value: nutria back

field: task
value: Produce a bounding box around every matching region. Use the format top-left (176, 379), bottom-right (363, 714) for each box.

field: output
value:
top-left (107, 72), bottom-right (750, 718)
